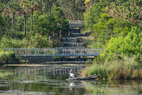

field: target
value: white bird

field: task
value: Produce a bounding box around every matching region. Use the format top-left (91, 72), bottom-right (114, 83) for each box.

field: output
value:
top-left (69, 69), bottom-right (75, 78)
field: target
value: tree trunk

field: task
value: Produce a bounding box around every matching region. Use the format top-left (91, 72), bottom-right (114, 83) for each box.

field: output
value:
top-left (31, 10), bottom-right (33, 32)
top-left (12, 12), bottom-right (15, 31)
top-left (24, 13), bottom-right (26, 36)
top-left (12, 12), bottom-right (15, 26)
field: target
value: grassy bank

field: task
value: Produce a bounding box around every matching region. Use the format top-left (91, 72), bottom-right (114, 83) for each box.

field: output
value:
top-left (0, 50), bottom-right (18, 64)
top-left (81, 54), bottom-right (142, 80)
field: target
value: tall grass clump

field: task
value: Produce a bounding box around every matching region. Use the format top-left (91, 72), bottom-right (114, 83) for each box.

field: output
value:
top-left (82, 55), bottom-right (142, 80)
top-left (86, 64), bottom-right (108, 79)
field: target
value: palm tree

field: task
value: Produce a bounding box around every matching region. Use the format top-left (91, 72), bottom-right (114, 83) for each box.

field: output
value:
top-left (7, 2), bottom-right (19, 28)
top-left (2, 2), bottom-right (19, 30)
top-left (20, 0), bottom-right (40, 35)
top-left (28, 0), bottom-right (39, 32)
top-left (20, 0), bottom-right (30, 36)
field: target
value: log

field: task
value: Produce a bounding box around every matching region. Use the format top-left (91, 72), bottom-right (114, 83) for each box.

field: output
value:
top-left (66, 74), bottom-right (99, 81)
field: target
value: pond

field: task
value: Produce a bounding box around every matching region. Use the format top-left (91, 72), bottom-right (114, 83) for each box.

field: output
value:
top-left (0, 64), bottom-right (142, 95)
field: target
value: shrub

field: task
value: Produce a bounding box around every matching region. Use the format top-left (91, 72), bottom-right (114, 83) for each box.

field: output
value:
top-left (29, 33), bottom-right (53, 48)
top-left (0, 50), bottom-right (17, 64)
top-left (0, 35), bottom-right (27, 48)
top-left (0, 33), bottom-right (54, 48)
top-left (102, 27), bottom-right (142, 56)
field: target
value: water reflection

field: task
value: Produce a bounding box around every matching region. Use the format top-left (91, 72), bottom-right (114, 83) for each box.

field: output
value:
top-left (69, 82), bottom-right (75, 91)
top-left (0, 65), bottom-right (141, 95)
top-left (0, 65), bottom-right (86, 95)
top-left (83, 80), bottom-right (142, 95)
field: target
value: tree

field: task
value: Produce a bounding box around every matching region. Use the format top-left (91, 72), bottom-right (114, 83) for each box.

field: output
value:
top-left (57, 0), bottom-right (85, 20)
top-left (2, 1), bottom-right (19, 30)
top-left (20, 0), bottom-right (30, 36)
top-left (0, 2), bottom-right (4, 13)
top-left (107, 1), bottom-right (142, 24)
top-left (0, 14), bottom-right (6, 39)
top-left (28, 0), bottom-right (39, 32)
top-left (34, 13), bottom-right (56, 36)
top-left (7, 1), bottom-right (19, 29)
top-left (103, 27), bottom-right (142, 56)
top-left (51, 5), bottom-right (68, 30)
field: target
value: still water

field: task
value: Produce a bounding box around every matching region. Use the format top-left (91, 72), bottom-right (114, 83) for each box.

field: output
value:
top-left (0, 65), bottom-right (142, 95)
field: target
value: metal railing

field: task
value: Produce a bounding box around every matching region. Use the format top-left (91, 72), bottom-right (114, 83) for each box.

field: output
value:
top-left (4, 48), bottom-right (100, 57)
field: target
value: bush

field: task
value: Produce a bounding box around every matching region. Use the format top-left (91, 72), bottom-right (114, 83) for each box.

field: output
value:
top-left (0, 50), bottom-right (17, 64)
top-left (0, 33), bottom-right (54, 48)
top-left (0, 35), bottom-right (27, 48)
top-left (103, 27), bottom-right (142, 56)
top-left (28, 33), bottom-right (53, 48)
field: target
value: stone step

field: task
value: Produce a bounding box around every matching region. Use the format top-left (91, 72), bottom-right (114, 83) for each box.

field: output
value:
top-left (54, 47), bottom-right (86, 49)
top-left (70, 33), bottom-right (86, 37)
top-left (58, 49), bottom-right (93, 54)
top-left (62, 42), bottom-right (85, 44)
top-left (62, 44), bottom-right (85, 48)
top-left (62, 43), bottom-right (85, 47)
top-left (61, 37), bottom-right (85, 43)
top-left (67, 29), bottom-right (80, 33)
top-left (61, 37), bottom-right (78, 42)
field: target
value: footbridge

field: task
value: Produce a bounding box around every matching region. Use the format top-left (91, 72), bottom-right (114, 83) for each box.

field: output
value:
top-left (4, 48), bottom-right (100, 57)
top-left (4, 48), bottom-right (100, 63)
